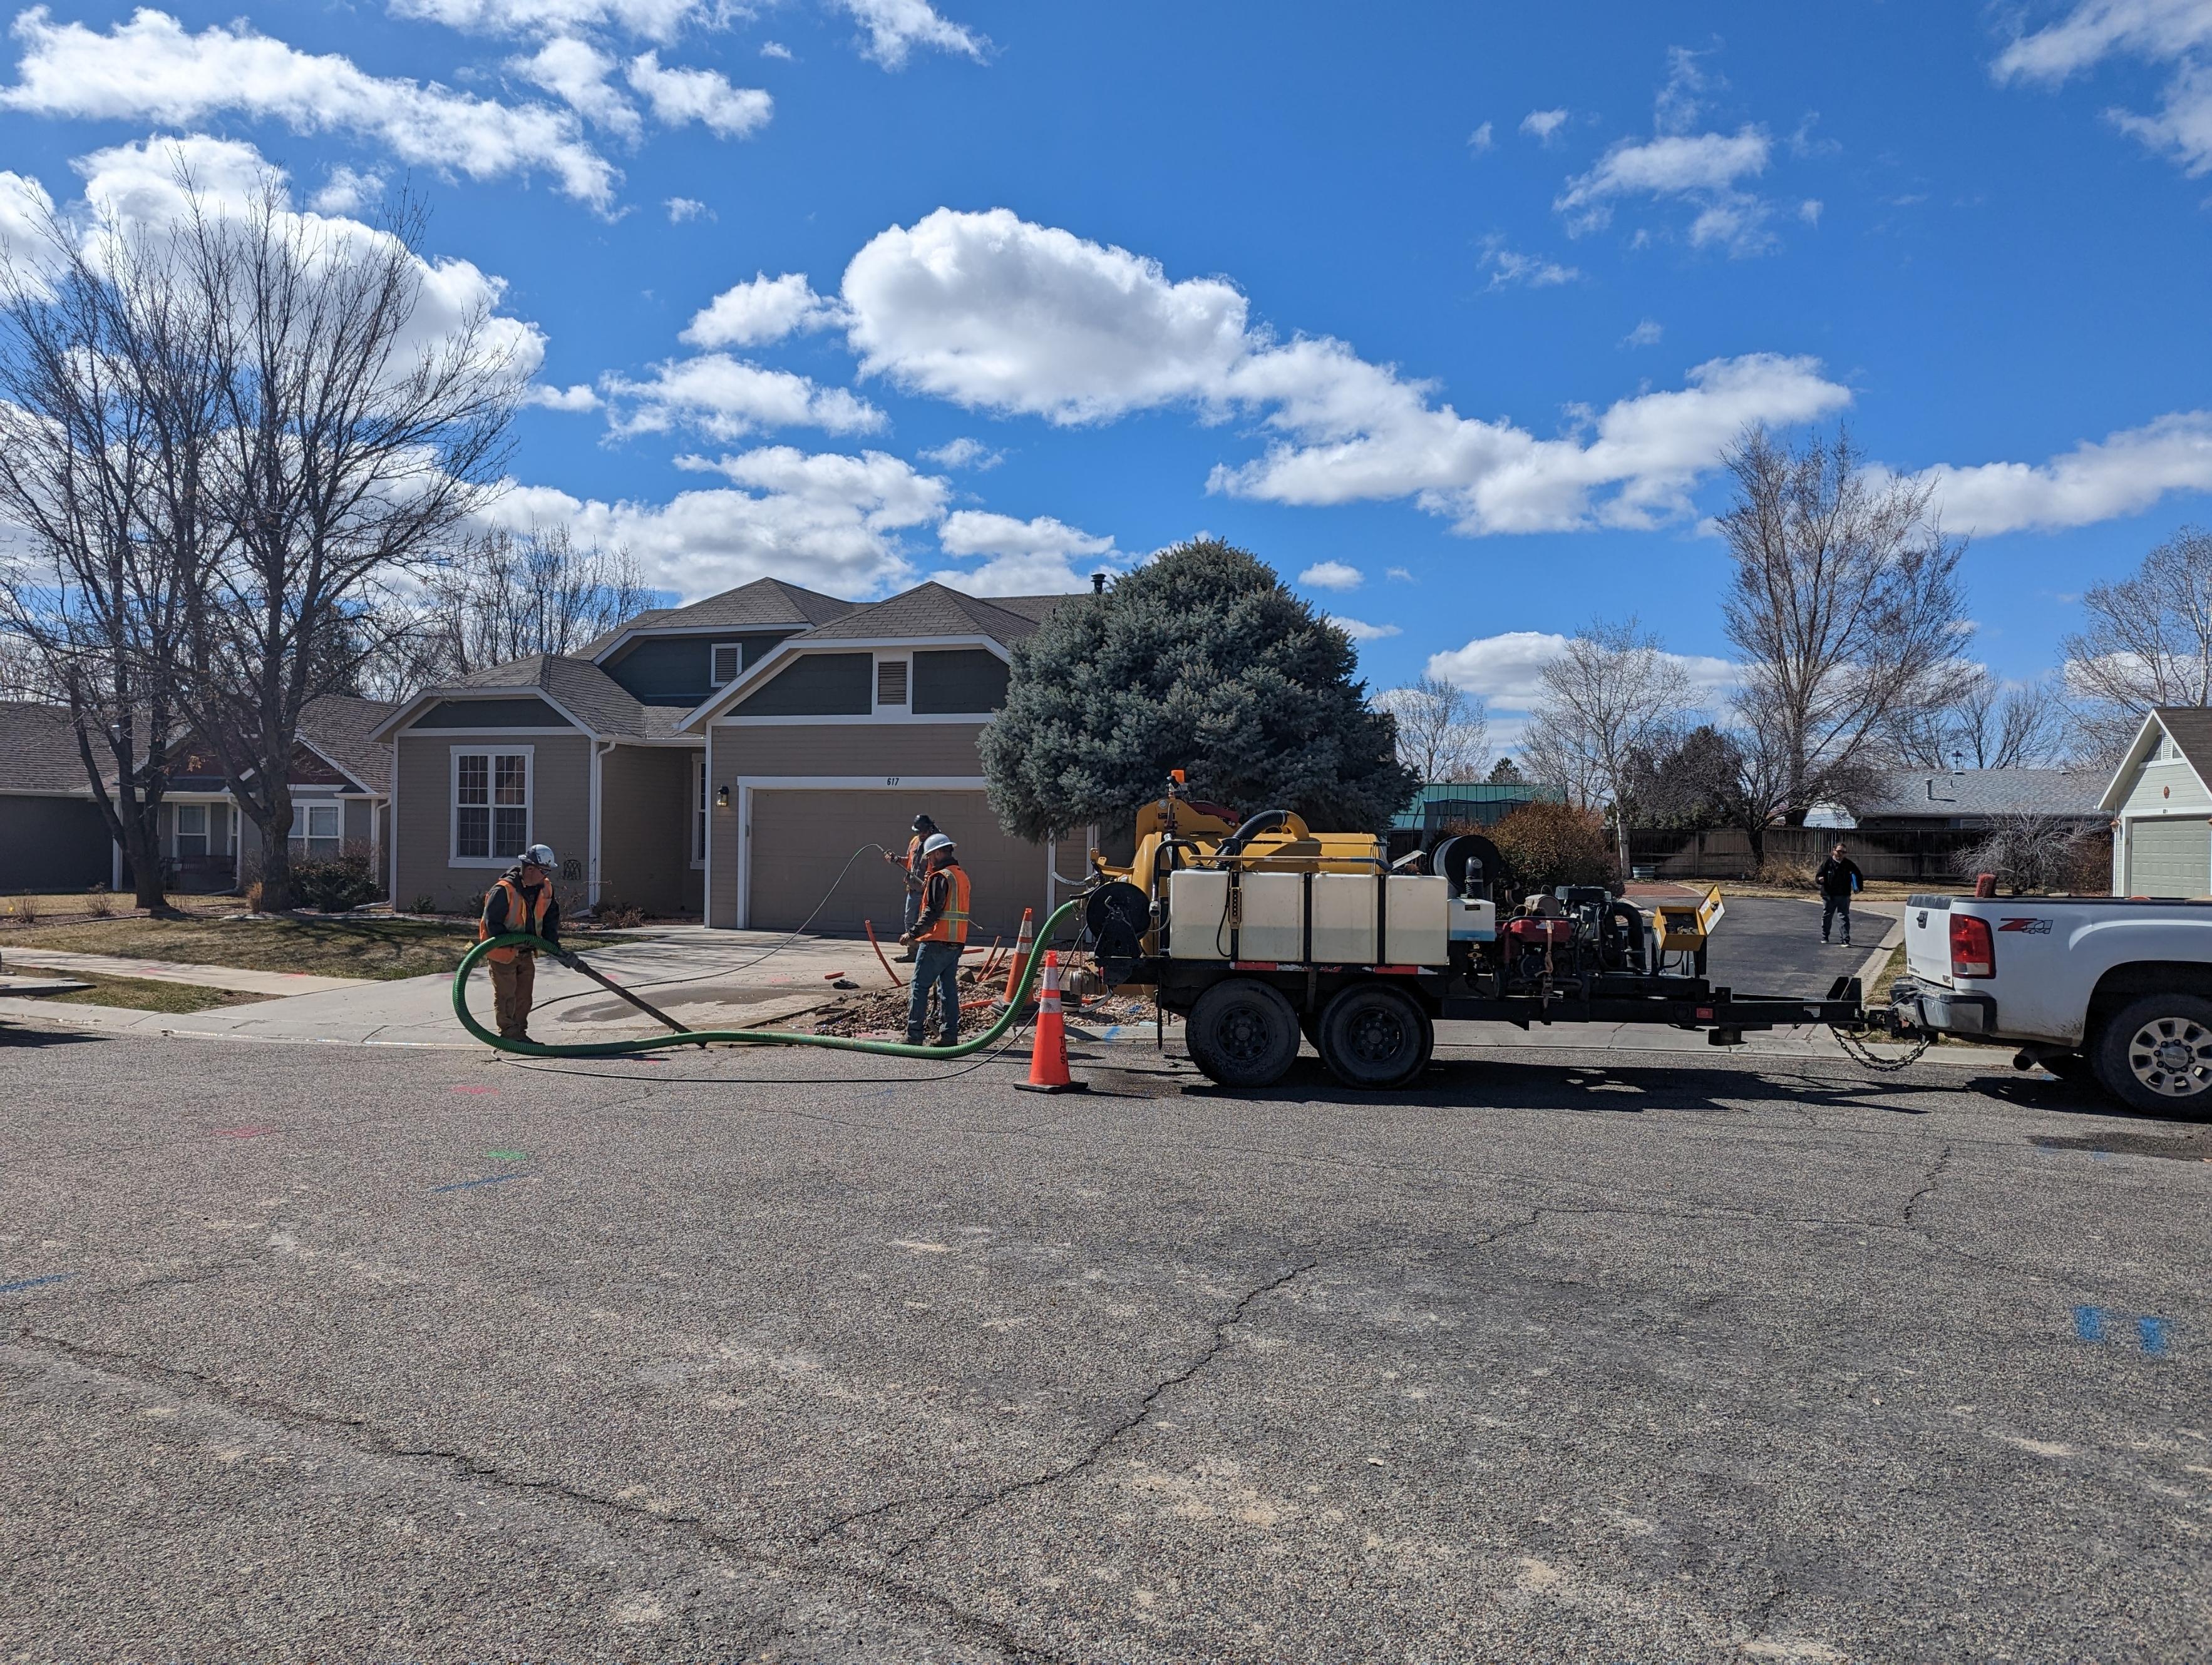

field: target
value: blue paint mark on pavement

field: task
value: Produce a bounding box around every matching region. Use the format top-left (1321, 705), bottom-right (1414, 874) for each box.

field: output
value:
top-left (0, 1273), bottom-right (75, 1294)
top-left (2074, 1306), bottom-right (2106, 1342)
top-left (431, 1172), bottom-right (531, 1193)
top-left (2139, 1317), bottom-right (2172, 1356)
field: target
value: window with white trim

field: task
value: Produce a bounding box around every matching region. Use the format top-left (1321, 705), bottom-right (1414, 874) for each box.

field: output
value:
top-left (174, 802), bottom-right (208, 858)
top-left (691, 752), bottom-right (707, 868)
top-left (453, 749), bottom-right (531, 863)
top-left (291, 801), bottom-right (342, 860)
top-left (711, 642), bottom-right (743, 687)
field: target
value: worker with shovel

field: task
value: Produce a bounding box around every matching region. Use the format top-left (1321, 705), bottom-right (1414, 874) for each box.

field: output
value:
top-left (899, 832), bottom-right (969, 1047)
top-left (478, 843), bottom-right (562, 1044)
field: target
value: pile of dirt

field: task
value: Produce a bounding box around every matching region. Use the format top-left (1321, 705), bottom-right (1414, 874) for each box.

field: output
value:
top-left (796, 966), bottom-right (1168, 1039)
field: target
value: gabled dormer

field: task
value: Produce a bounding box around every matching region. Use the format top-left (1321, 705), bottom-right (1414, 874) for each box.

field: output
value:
top-left (585, 578), bottom-right (853, 709)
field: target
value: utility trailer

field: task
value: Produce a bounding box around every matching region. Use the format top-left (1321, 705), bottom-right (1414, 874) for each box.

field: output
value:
top-left (1084, 786), bottom-right (1868, 1091)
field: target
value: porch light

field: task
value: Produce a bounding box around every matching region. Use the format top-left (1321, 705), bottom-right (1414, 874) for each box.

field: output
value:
top-left (716, 785), bottom-right (730, 807)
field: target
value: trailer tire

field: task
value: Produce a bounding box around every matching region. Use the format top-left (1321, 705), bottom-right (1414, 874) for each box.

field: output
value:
top-left (1315, 983), bottom-right (1434, 1091)
top-left (1187, 978), bottom-right (1302, 1089)
top-left (2093, 993), bottom-right (2212, 1118)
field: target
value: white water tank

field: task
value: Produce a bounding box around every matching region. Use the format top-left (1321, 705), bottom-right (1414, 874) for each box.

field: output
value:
top-left (1384, 875), bottom-right (1449, 965)
top-left (1309, 873), bottom-right (1378, 963)
top-left (1166, 868), bottom-right (1230, 959)
top-left (1237, 871), bottom-right (1305, 961)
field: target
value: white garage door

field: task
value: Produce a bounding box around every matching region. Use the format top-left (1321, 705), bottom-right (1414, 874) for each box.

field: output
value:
top-left (2127, 816), bottom-right (2210, 896)
top-left (745, 789), bottom-right (1045, 936)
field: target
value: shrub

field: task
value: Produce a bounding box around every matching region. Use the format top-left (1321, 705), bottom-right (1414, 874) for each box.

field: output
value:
top-left (1754, 856), bottom-right (1817, 889)
top-left (1488, 801), bottom-right (1618, 896)
top-left (243, 880), bottom-right (264, 913)
top-left (8, 894), bottom-right (38, 925)
top-left (595, 894), bottom-right (646, 930)
top-left (411, 893), bottom-right (437, 915)
top-left (291, 850), bottom-right (383, 913)
top-left (2062, 827), bottom-right (2114, 895)
top-left (1961, 814), bottom-right (2108, 896)
top-left (86, 884), bottom-right (114, 918)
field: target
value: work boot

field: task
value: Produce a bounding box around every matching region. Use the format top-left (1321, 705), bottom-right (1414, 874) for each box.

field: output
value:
top-left (893, 950), bottom-right (917, 963)
top-left (905, 1032), bottom-right (926, 1047)
top-left (930, 1035), bottom-right (959, 1049)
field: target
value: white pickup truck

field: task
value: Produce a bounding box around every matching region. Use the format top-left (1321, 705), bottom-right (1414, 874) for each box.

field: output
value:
top-left (1887, 893), bottom-right (2212, 1115)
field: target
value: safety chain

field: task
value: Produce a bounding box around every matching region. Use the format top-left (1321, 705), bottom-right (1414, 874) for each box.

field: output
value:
top-left (1829, 1025), bottom-right (1933, 1073)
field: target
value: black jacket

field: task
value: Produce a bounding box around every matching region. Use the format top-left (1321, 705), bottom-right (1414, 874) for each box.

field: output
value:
top-left (1813, 856), bottom-right (1863, 898)
top-left (482, 868), bottom-right (561, 944)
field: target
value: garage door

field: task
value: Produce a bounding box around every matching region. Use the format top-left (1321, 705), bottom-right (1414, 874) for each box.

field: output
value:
top-left (745, 789), bottom-right (1045, 936)
top-left (2127, 816), bottom-right (2210, 896)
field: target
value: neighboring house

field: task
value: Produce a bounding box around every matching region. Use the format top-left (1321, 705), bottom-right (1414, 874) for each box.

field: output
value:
top-left (0, 695), bottom-right (394, 896)
top-left (0, 701), bottom-right (115, 890)
top-left (2099, 709), bottom-right (2212, 896)
top-left (1853, 767), bottom-right (2107, 832)
top-left (377, 576), bottom-right (1081, 935)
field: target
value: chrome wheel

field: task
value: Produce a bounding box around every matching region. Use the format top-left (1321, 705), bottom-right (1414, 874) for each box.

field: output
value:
top-left (2126, 1016), bottom-right (2212, 1099)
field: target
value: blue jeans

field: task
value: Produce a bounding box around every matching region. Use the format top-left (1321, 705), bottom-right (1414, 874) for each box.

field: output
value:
top-left (902, 888), bottom-right (921, 941)
top-left (1822, 893), bottom-right (1852, 943)
top-left (907, 940), bottom-right (962, 1043)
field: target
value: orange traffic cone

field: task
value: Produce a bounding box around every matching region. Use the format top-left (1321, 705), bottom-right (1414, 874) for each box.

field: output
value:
top-left (1002, 907), bottom-right (1034, 1004)
top-left (1016, 950), bottom-right (1088, 1094)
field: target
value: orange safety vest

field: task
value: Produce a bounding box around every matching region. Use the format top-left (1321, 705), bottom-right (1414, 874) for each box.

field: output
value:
top-left (916, 863), bottom-right (970, 945)
top-left (478, 874), bottom-right (552, 964)
top-left (902, 833), bottom-right (928, 892)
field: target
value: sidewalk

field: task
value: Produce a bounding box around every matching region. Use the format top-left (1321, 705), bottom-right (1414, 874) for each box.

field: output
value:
top-left (0, 947), bottom-right (371, 996)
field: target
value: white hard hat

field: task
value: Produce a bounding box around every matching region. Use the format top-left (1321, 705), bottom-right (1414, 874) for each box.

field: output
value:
top-left (920, 832), bottom-right (955, 856)
top-left (521, 843), bottom-right (557, 868)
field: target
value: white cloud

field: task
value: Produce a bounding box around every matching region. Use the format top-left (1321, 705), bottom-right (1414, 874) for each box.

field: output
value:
top-left (1482, 241), bottom-right (1580, 289)
top-left (1622, 317), bottom-right (1664, 347)
top-left (311, 165), bottom-right (384, 214)
top-left (1798, 197), bottom-right (1824, 226)
top-left (1298, 560), bottom-right (1363, 590)
top-left (833, 0), bottom-right (987, 68)
top-left (1428, 630), bottom-right (1732, 707)
top-left (760, 41), bottom-right (793, 61)
top-left (493, 445), bottom-right (949, 598)
top-left (391, 0), bottom-right (706, 43)
top-left (838, 208), bottom-right (1856, 536)
top-left (512, 39), bottom-right (639, 138)
top-left (625, 53), bottom-right (771, 137)
top-left (603, 352), bottom-right (883, 439)
top-left (68, 136), bottom-right (547, 382)
top-left (931, 508), bottom-right (1114, 594)
top-left (1520, 107), bottom-right (1569, 142)
top-left (1329, 616), bottom-right (1400, 641)
top-left (665, 195), bottom-right (709, 222)
top-left (1558, 126), bottom-right (1771, 215)
top-left (0, 8), bottom-right (620, 207)
top-left (920, 435), bottom-right (1002, 469)
top-left (527, 382), bottom-right (600, 411)
top-left (1919, 412), bottom-right (2212, 533)
top-left (1468, 120), bottom-right (1493, 151)
top-left (843, 208), bottom-right (1250, 424)
top-left (1385, 565), bottom-right (1414, 581)
top-left (684, 271), bottom-right (845, 347)
top-left (1994, 0), bottom-right (2212, 173)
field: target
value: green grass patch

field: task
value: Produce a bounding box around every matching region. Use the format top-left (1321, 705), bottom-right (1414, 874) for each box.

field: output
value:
top-left (47, 973), bottom-right (274, 1014)
top-left (1868, 942), bottom-right (1908, 1005)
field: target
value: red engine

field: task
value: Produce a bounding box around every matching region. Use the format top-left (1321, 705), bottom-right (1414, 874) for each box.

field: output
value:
top-left (1505, 916), bottom-right (1573, 947)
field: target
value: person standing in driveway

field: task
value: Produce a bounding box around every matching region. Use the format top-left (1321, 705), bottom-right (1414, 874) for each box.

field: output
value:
top-left (883, 812), bottom-right (937, 961)
top-left (899, 833), bottom-right (969, 1047)
top-left (1814, 841), bottom-right (1864, 946)
top-left (478, 843), bottom-right (562, 1043)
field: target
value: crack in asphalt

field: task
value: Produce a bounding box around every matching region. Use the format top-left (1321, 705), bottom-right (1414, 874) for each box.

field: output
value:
top-left (3, 1331), bottom-right (1067, 1664)
top-left (1902, 1144), bottom-right (1956, 1224)
top-left (804, 1259), bottom-right (1323, 1564)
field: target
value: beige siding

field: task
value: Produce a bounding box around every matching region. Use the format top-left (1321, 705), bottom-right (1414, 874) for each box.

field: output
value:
top-left (745, 788), bottom-right (1043, 935)
top-left (598, 745), bottom-right (699, 917)
top-left (342, 797), bottom-right (373, 844)
top-left (706, 721), bottom-right (1000, 928)
top-left (393, 730), bottom-right (593, 914)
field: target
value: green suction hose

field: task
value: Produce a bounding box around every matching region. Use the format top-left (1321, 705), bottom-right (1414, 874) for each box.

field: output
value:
top-left (451, 899), bottom-right (1084, 1058)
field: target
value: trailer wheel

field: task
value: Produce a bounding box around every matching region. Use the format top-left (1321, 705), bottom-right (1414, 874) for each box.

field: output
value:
top-left (1315, 983), bottom-right (1434, 1091)
top-left (2094, 994), bottom-right (2212, 1118)
top-left (1186, 978), bottom-right (1302, 1089)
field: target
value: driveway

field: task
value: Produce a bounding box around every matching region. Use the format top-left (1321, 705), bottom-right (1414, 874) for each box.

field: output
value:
top-left (3, 1026), bottom-right (2203, 1662)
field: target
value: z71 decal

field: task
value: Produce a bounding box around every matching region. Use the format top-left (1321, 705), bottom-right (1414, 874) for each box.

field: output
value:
top-left (1997, 917), bottom-right (2054, 934)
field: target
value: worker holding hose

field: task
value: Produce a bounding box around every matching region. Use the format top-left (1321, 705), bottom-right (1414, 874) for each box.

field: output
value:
top-left (884, 812), bottom-right (938, 961)
top-left (477, 844), bottom-right (562, 1045)
top-left (899, 832), bottom-right (969, 1047)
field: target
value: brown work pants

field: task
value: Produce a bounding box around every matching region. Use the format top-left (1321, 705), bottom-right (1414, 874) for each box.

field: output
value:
top-left (489, 953), bottom-right (536, 1038)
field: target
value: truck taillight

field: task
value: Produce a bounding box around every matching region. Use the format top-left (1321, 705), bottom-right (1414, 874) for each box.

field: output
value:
top-left (1950, 914), bottom-right (1995, 979)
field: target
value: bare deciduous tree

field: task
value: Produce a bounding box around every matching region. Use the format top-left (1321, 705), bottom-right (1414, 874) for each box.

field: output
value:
top-left (2063, 526), bottom-right (2212, 762)
top-left (1720, 424), bottom-right (1971, 819)
top-left (1889, 667), bottom-right (2073, 771)
top-left (0, 198), bottom-right (222, 908)
top-left (174, 180), bottom-right (520, 909)
top-left (1377, 674), bottom-right (1491, 783)
top-left (1521, 617), bottom-right (1695, 875)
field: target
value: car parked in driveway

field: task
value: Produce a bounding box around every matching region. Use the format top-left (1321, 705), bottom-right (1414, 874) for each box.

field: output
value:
top-left (1888, 892), bottom-right (2212, 1115)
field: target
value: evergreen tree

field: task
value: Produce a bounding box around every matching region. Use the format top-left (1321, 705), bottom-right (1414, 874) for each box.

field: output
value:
top-left (981, 539), bottom-right (1418, 840)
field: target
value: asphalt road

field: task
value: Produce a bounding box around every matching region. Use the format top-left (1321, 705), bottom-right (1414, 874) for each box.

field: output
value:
top-left (1697, 895), bottom-right (1899, 998)
top-left (4, 1022), bottom-right (2207, 1664)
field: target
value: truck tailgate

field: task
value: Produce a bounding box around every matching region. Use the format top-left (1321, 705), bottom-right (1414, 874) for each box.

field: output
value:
top-left (1903, 896), bottom-right (1954, 989)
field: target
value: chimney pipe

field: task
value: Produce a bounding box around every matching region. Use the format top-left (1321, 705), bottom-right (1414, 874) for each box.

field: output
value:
top-left (1091, 572), bottom-right (1106, 595)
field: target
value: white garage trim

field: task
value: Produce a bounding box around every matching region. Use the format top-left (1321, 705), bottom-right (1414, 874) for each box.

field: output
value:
top-left (734, 775), bottom-right (986, 930)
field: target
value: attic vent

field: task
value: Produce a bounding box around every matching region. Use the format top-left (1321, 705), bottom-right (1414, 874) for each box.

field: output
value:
top-left (876, 657), bottom-right (909, 707)
top-left (710, 643), bottom-right (741, 687)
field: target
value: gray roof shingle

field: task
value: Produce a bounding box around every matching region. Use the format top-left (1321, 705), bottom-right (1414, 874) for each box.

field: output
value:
top-left (791, 581), bottom-right (1054, 648)
top-left (2153, 707), bottom-right (2212, 784)
top-left (444, 653), bottom-right (692, 741)
top-left (1862, 767), bottom-right (2106, 821)
top-left (0, 701), bottom-right (96, 793)
top-left (297, 694), bottom-right (398, 792)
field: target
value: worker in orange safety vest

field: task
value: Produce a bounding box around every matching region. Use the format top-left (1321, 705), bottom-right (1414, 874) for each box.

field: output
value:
top-left (883, 812), bottom-right (938, 961)
top-left (898, 832), bottom-right (969, 1046)
top-left (477, 843), bottom-right (561, 1043)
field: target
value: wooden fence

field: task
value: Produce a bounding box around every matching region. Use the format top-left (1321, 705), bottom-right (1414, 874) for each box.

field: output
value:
top-left (1627, 825), bottom-right (2102, 884)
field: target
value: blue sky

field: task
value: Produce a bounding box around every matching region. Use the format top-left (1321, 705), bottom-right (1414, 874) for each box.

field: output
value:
top-left (3, 0), bottom-right (2209, 732)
